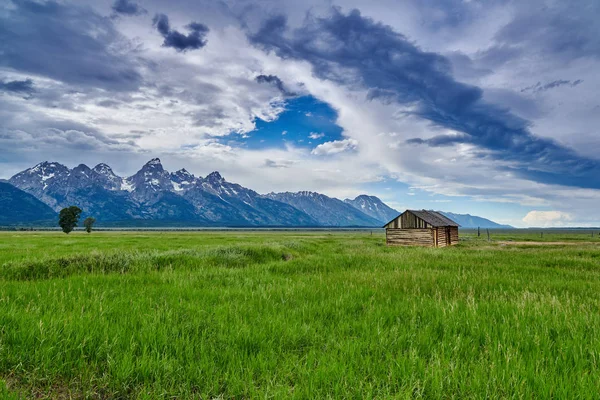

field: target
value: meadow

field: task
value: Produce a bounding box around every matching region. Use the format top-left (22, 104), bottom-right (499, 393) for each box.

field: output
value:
top-left (1, 230), bottom-right (600, 398)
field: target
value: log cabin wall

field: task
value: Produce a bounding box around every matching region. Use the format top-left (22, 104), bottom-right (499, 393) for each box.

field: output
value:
top-left (435, 227), bottom-right (446, 247)
top-left (449, 227), bottom-right (459, 245)
top-left (386, 228), bottom-right (435, 247)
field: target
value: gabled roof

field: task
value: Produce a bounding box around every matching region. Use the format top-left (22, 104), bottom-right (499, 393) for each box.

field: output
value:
top-left (383, 209), bottom-right (460, 228)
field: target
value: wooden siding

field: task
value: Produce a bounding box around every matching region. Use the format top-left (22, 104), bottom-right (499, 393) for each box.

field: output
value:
top-left (384, 211), bottom-right (429, 229)
top-left (449, 227), bottom-right (459, 245)
top-left (435, 227), bottom-right (446, 248)
top-left (386, 228), bottom-right (435, 247)
top-left (434, 227), bottom-right (459, 247)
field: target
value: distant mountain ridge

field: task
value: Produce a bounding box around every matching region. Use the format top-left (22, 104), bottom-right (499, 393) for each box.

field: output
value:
top-left (438, 211), bottom-right (513, 229)
top-left (266, 191), bottom-right (381, 226)
top-left (4, 158), bottom-right (510, 228)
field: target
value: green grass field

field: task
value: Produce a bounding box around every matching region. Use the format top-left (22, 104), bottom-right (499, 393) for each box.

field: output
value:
top-left (1, 230), bottom-right (600, 398)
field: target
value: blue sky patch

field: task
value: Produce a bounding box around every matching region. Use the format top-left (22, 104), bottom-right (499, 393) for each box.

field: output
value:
top-left (219, 95), bottom-right (344, 150)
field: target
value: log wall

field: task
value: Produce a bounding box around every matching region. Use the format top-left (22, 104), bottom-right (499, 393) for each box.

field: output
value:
top-left (386, 228), bottom-right (435, 247)
top-left (436, 227), bottom-right (447, 247)
top-left (449, 227), bottom-right (459, 245)
top-left (434, 227), bottom-right (460, 247)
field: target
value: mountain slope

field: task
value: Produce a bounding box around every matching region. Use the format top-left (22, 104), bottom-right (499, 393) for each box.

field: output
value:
top-left (344, 195), bottom-right (399, 223)
top-left (266, 191), bottom-right (381, 226)
top-left (438, 211), bottom-right (513, 229)
top-left (0, 182), bottom-right (56, 225)
top-left (196, 172), bottom-right (318, 226)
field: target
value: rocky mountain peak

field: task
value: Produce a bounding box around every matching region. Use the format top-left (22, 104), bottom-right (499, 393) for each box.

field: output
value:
top-left (206, 171), bottom-right (224, 183)
top-left (344, 194), bottom-right (399, 223)
top-left (93, 163), bottom-right (116, 176)
top-left (141, 158), bottom-right (164, 171)
top-left (171, 168), bottom-right (194, 181)
top-left (170, 169), bottom-right (196, 192)
top-left (9, 161), bottom-right (70, 191)
top-left (29, 161), bottom-right (69, 175)
top-left (72, 164), bottom-right (92, 174)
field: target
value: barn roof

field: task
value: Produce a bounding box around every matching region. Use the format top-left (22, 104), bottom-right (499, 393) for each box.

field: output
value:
top-left (384, 209), bottom-right (460, 228)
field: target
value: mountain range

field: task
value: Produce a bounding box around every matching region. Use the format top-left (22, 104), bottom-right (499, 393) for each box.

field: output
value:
top-left (1, 158), bottom-right (511, 228)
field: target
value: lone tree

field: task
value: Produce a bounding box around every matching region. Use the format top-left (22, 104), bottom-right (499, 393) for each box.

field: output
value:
top-left (58, 206), bottom-right (82, 234)
top-left (83, 217), bottom-right (96, 233)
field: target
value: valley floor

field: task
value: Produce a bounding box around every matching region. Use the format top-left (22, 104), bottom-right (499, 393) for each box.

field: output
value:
top-left (1, 231), bottom-right (600, 398)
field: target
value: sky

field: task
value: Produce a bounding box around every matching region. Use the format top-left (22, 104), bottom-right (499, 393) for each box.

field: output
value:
top-left (1, 0), bottom-right (599, 227)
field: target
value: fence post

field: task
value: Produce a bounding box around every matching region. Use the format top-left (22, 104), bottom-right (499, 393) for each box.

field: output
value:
top-left (478, 227), bottom-right (480, 237)
top-left (487, 229), bottom-right (490, 242)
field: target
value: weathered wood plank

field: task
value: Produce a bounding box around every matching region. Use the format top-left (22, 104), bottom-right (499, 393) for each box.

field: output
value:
top-left (386, 228), bottom-right (435, 247)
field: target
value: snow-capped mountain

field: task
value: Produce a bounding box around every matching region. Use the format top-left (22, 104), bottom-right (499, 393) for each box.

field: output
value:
top-left (7, 159), bottom-right (325, 226)
top-left (92, 163), bottom-right (122, 190)
top-left (185, 171), bottom-right (318, 226)
top-left (344, 195), bottom-right (400, 224)
top-left (170, 169), bottom-right (195, 192)
top-left (265, 191), bottom-right (382, 226)
top-left (126, 158), bottom-right (174, 200)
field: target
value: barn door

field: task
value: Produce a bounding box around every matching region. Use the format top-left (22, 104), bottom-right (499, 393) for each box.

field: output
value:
top-left (446, 227), bottom-right (451, 245)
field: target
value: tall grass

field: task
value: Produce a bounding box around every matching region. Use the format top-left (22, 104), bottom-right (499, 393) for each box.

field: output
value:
top-left (1, 231), bottom-right (600, 398)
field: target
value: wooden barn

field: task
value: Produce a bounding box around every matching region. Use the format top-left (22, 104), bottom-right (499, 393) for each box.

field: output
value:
top-left (383, 210), bottom-right (460, 247)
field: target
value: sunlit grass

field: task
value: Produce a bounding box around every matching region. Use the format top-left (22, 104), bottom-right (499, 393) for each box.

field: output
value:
top-left (1, 231), bottom-right (599, 398)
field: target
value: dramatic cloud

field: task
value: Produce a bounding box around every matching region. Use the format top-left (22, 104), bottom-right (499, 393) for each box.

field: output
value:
top-left (0, 0), bottom-right (142, 91)
top-left (0, 78), bottom-right (35, 98)
top-left (249, 8), bottom-right (600, 189)
top-left (153, 13), bottom-right (209, 52)
top-left (111, 0), bottom-right (146, 16)
top-left (311, 139), bottom-right (358, 155)
top-left (255, 74), bottom-right (296, 96)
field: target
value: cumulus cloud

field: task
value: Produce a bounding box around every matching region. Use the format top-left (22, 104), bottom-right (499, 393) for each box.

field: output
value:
top-left (308, 132), bottom-right (324, 139)
top-left (522, 210), bottom-right (573, 227)
top-left (152, 13), bottom-right (209, 52)
top-left (311, 138), bottom-right (358, 155)
top-left (111, 0), bottom-right (146, 16)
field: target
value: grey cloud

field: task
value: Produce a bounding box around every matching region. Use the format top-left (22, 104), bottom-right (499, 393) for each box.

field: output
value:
top-left (256, 74), bottom-right (296, 96)
top-left (112, 0), bottom-right (146, 16)
top-left (521, 79), bottom-right (584, 94)
top-left (0, 78), bottom-right (36, 98)
top-left (0, 0), bottom-right (142, 91)
top-left (152, 13), bottom-right (209, 52)
top-left (490, 1), bottom-right (600, 66)
top-left (264, 159), bottom-right (293, 168)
